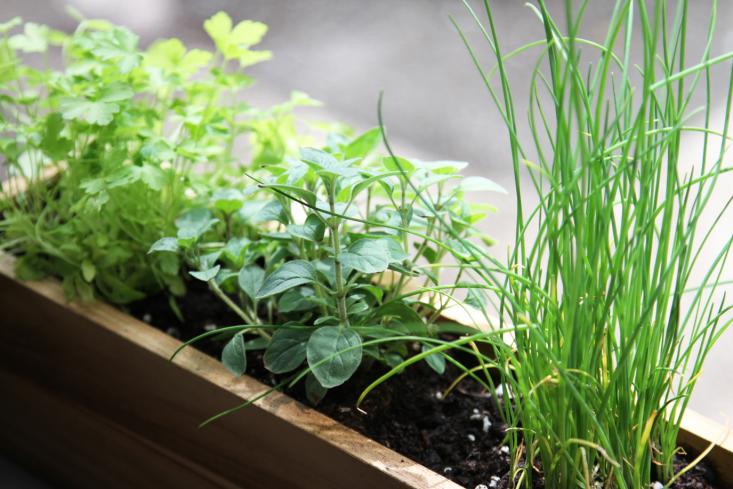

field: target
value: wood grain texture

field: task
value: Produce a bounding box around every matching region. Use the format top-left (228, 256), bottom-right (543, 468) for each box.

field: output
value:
top-left (1, 246), bottom-right (731, 487)
top-left (0, 251), bottom-right (460, 489)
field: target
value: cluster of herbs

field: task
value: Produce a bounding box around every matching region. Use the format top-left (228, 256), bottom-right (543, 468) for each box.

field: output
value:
top-left (370, 1), bottom-right (732, 488)
top-left (0, 12), bottom-right (317, 306)
top-left (0, 11), bottom-right (505, 409)
top-left (151, 125), bottom-right (503, 402)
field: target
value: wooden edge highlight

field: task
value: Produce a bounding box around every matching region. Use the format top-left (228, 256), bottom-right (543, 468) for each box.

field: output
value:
top-left (0, 251), bottom-right (461, 489)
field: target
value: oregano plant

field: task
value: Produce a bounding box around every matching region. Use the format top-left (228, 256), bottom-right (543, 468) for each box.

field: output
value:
top-left (153, 125), bottom-right (504, 399)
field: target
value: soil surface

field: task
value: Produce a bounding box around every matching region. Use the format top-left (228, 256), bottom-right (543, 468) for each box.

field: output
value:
top-left (125, 288), bottom-right (719, 489)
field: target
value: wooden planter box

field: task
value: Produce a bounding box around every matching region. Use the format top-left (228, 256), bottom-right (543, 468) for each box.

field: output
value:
top-left (1, 250), bottom-right (732, 488)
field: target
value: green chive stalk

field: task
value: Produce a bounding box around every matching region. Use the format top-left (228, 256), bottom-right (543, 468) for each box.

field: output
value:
top-left (443, 0), bottom-right (733, 487)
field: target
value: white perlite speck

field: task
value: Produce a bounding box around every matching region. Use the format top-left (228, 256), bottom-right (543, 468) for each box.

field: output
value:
top-left (500, 446), bottom-right (509, 454)
top-left (467, 433), bottom-right (476, 442)
top-left (482, 416), bottom-right (492, 433)
top-left (651, 483), bottom-right (663, 489)
top-left (475, 485), bottom-right (489, 489)
top-left (489, 475), bottom-right (501, 488)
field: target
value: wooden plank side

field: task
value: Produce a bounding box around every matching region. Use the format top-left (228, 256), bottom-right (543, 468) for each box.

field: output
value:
top-left (0, 252), bottom-right (459, 489)
top-left (678, 410), bottom-right (733, 487)
top-left (0, 371), bottom-right (242, 489)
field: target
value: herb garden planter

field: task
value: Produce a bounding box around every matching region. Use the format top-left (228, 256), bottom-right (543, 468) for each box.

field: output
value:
top-left (1, 251), bottom-right (731, 489)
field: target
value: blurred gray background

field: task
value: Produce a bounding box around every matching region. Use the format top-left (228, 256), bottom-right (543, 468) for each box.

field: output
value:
top-left (2, 1), bottom-right (732, 485)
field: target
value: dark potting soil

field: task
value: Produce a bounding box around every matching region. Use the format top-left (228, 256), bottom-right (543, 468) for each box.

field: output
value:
top-left (125, 288), bottom-right (718, 489)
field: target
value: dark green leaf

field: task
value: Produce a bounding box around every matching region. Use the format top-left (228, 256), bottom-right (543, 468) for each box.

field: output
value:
top-left (222, 334), bottom-right (247, 375)
top-left (256, 260), bottom-right (315, 298)
top-left (305, 372), bottom-right (328, 405)
top-left (421, 344), bottom-right (446, 375)
top-left (264, 328), bottom-right (310, 374)
top-left (307, 326), bottom-right (362, 388)
top-left (238, 265), bottom-right (265, 301)
top-left (288, 213), bottom-right (325, 242)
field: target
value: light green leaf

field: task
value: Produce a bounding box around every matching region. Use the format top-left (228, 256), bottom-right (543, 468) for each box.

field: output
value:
top-left (190, 265), bottom-right (220, 282)
top-left (211, 188), bottom-right (244, 214)
top-left (148, 237), bottom-right (179, 254)
top-left (458, 176), bottom-right (507, 194)
top-left (222, 334), bottom-right (247, 376)
top-left (81, 260), bottom-right (96, 283)
top-left (41, 113), bottom-right (72, 160)
top-left (59, 97), bottom-right (119, 126)
top-left (264, 328), bottom-right (310, 374)
top-left (9, 23), bottom-right (48, 53)
top-left (99, 82), bottom-right (134, 102)
top-left (344, 127), bottom-right (381, 160)
top-left (307, 326), bottom-right (362, 388)
top-left (256, 260), bottom-right (315, 298)
top-left (204, 12), bottom-right (270, 65)
top-left (139, 165), bottom-right (166, 190)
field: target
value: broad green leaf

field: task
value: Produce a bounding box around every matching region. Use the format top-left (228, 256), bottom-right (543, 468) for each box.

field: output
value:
top-left (256, 260), bottom-right (315, 298)
top-left (91, 27), bottom-right (142, 73)
top-left (204, 12), bottom-right (270, 65)
top-left (190, 265), bottom-right (220, 282)
top-left (344, 127), bottom-right (381, 160)
top-left (382, 155), bottom-right (414, 174)
top-left (340, 238), bottom-right (406, 274)
top-left (238, 265), bottom-right (265, 302)
top-left (203, 12), bottom-right (233, 49)
top-left (371, 302), bottom-right (423, 324)
top-left (60, 97), bottom-right (119, 126)
top-left (9, 23), bottom-right (48, 52)
top-left (211, 188), bottom-right (244, 214)
top-left (417, 159), bottom-right (469, 174)
top-left (307, 326), bottom-right (362, 388)
top-left (458, 176), bottom-right (507, 194)
top-left (300, 147), bottom-right (338, 169)
top-left (421, 344), bottom-right (446, 375)
top-left (222, 334), bottom-right (247, 376)
top-left (81, 260), bottom-right (96, 283)
top-left (148, 237), bottom-right (179, 254)
top-left (263, 328), bottom-right (310, 374)
top-left (262, 183), bottom-right (317, 207)
top-left (40, 113), bottom-right (72, 160)
top-left (305, 372), bottom-right (328, 404)
top-left (278, 287), bottom-right (318, 313)
top-left (99, 82), bottom-right (134, 102)
top-left (145, 38), bottom-right (212, 76)
top-left (0, 41), bottom-right (18, 83)
top-left (175, 208), bottom-right (219, 243)
top-left (222, 237), bottom-right (249, 266)
top-left (288, 213), bottom-right (325, 242)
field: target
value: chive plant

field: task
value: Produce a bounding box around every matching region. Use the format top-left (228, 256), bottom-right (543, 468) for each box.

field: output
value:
top-left (422, 0), bottom-right (733, 487)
